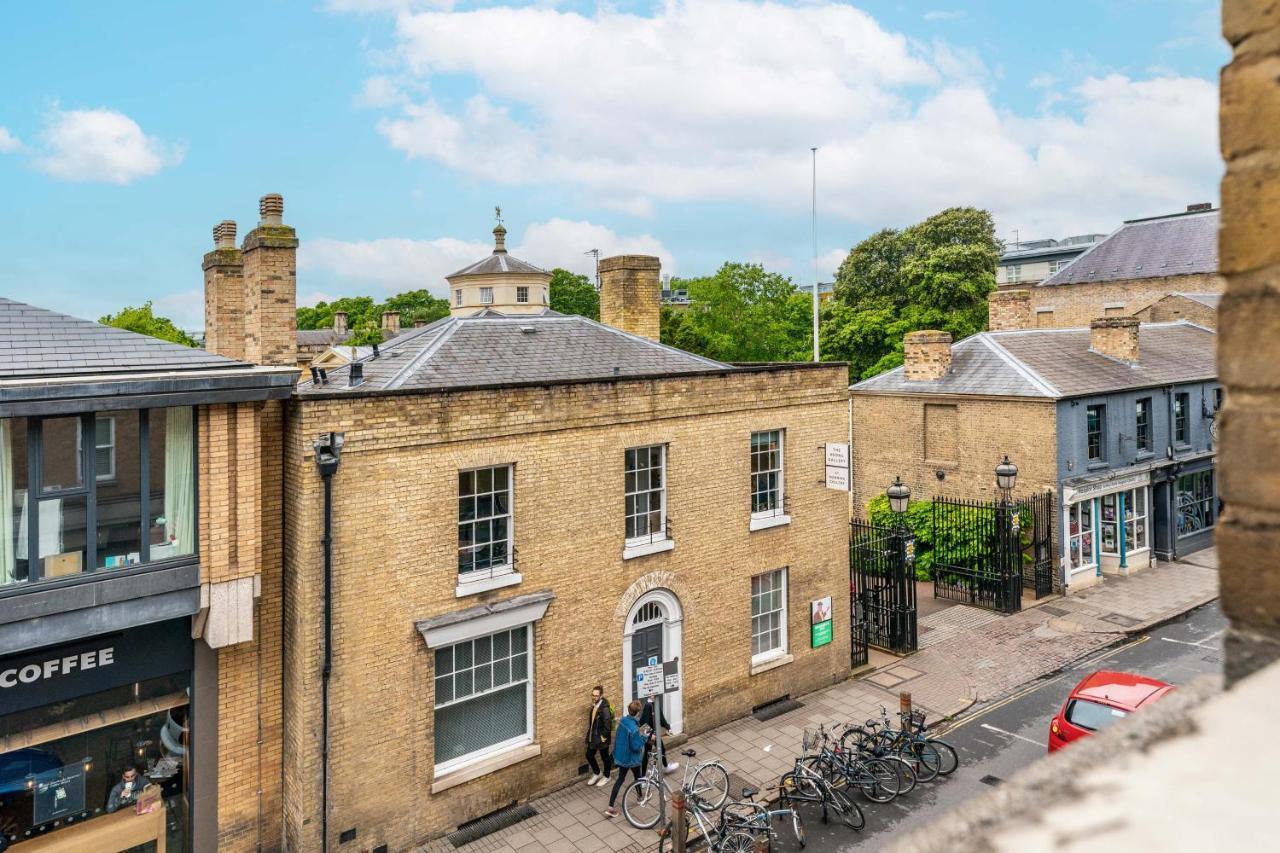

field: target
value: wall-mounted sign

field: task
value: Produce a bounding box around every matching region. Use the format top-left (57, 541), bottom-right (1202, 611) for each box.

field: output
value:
top-left (810, 596), bottom-right (833, 648)
top-left (811, 620), bottom-right (833, 649)
top-left (33, 764), bottom-right (86, 825)
top-left (825, 443), bottom-right (850, 492)
top-left (810, 597), bottom-right (832, 625)
top-left (636, 659), bottom-right (681, 697)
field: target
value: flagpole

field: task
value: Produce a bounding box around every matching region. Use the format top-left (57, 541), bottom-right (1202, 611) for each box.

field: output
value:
top-left (811, 147), bottom-right (819, 362)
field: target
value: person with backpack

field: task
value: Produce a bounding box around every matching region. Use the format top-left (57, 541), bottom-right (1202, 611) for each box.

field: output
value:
top-left (604, 700), bottom-right (647, 818)
top-left (585, 685), bottom-right (614, 787)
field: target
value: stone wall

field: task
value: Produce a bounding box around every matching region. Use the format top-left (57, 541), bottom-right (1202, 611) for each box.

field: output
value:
top-left (1218, 0), bottom-right (1280, 684)
top-left (1030, 273), bottom-right (1225, 327)
top-left (1134, 293), bottom-right (1219, 327)
top-left (281, 365), bottom-right (851, 849)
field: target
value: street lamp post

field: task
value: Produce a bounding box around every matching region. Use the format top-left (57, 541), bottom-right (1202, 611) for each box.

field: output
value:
top-left (994, 456), bottom-right (1019, 609)
top-left (886, 476), bottom-right (912, 650)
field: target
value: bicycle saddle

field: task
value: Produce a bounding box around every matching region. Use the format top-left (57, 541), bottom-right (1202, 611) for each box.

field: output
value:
top-left (682, 749), bottom-right (697, 758)
top-left (741, 786), bottom-right (759, 800)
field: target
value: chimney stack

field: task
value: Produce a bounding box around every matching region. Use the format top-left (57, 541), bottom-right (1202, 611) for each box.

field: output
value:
top-left (242, 193), bottom-right (298, 366)
top-left (987, 289), bottom-right (1032, 332)
top-left (414, 319), bottom-right (428, 328)
top-left (333, 311), bottom-right (348, 335)
top-left (599, 255), bottom-right (661, 341)
top-left (903, 330), bottom-right (953, 381)
top-left (203, 220), bottom-right (245, 360)
top-left (1090, 316), bottom-right (1140, 362)
top-left (381, 310), bottom-right (400, 336)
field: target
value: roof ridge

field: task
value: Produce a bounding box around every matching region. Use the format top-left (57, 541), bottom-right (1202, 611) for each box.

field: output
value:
top-left (1039, 222), bottom-right (1122, 286)
top-left (385, 319), bottom-right (461, 389)
top-left (975, 334), bottom-right (1061, 397)
top-left (569, 315), bottom-right (730, 369)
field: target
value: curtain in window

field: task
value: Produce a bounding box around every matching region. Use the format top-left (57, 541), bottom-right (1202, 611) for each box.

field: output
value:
top-left (164, 408), bottom-right (194, 554)
top-left (0, 420), bottom-right (12, 585)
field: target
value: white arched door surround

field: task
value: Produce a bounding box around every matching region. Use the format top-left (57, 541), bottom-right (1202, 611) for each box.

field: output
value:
top-left (621, 588), bottom-right (684, 735)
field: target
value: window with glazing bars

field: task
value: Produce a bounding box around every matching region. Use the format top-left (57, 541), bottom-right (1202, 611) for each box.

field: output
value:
top-left (433, 625), bottom-right (531, 767)
top-left (625, 445), bottom-right (665, 543)
top-left (750, 430), bottom-right (783, 516)
top-left (1135, 397), bottom-right (1152, 453)
top-left (751, 569), bottom-right (786, 660)
top-left (1174, 393), bottom-right (1190, 444)
top-left (1086, 404), bottom-right (1106, 461)
top-left (458, 465), bottom-right (513, 579)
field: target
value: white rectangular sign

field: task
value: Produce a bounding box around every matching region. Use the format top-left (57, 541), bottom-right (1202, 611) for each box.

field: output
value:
top-left (636, 664), bottom-right (665, 698)
top-left (825, 464), bottom-right (849, 491)
top-left (825, 443), bottom-right (849, 468)
top-left (662, 660), bottom-right (681, 694)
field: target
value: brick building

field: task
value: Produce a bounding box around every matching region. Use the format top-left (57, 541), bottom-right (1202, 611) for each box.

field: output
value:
top-left (851, 308), bottom-right (1219, 595)
top-left (1133, 292), bottom-right (1220, 328)
top-left (1029, 206), bottom-right (1224, 328)
top-left (198, 202), bottom-right (851, 849)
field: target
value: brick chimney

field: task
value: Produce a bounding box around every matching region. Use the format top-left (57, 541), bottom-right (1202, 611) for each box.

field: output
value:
top-left (414, 319), bottom-right (428, 328)
top-left (333, 311), bottom-right (348, 335)
top-left (903, 330), bottom-right (953, 381)
top-left (988, 289), bottom-right (1032, 332)
top-left (381, 310), bottom-right (400, 336)
top-left (241, 193), bottom-right (298, 366)
top-left (599, 255), bottom-right (661, 341)
top-left (1090, 316), bottom-right (1140, 362)
top-left (203, 220), bottom-right (245, 361)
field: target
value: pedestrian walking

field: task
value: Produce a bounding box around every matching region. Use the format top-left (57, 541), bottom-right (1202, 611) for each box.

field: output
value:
top-left (639, 696), bottom-right (678, 774)
top-left (585, 685), bottom-right (614, 787)
top-left (604, 700), bottom-right (647, 818)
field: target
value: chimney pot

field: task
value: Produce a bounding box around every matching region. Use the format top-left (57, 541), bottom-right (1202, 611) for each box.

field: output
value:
top-left (333, 311), bottom-right (349, 335)
top-left (1089, 316), bottom-right (1140, 362)
top-left (988, 289), bottom-right (1032, 331)
top-left (903, 330), bottom-right (953, 381)
top-left (414, 319), bottom-right (428, 328)
top-left (1186, 202), bottom-right (1213, 213)
top-left (213, 220), bottom-right (237, 249)
top-left (260, 193), bottom-right (284, 225)
top-left (599, 255), bottom-right (662, 341)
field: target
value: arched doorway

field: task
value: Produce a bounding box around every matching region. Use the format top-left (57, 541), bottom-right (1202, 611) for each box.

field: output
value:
top-left (621, 589), bottom-right (683, 734)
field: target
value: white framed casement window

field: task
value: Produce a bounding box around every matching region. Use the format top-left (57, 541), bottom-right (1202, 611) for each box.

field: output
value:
top-left (1008, 264), bottom-right (1022, 283)
top-left (433, 624), bottom-right (533, 774)
top-left (457, 465), bottom-right (520, 595)
top-left (624, 444), bottom-right (671, 558)
top-left (480, 286), bottom-right (494, 305)
top-left (516, 286), bottom-right (529, 304)
top-left (751, 568), bottom-right (787, 665)
top-left (1100, 487), bottom-right (1148, 555)
top-left (749, 430), bottom-right (789, 530)
top-left (76, 415), bottom-right (116, 481)
top-left (455, 289), bottom-right (463, 307)
top-left (1067, 501), bottom-right (1095, 574)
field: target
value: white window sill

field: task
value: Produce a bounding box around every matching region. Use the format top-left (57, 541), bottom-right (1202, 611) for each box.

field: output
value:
top-left (749, 514), bottom-right (791, 532)
top-left (455, 570), bottom-right (523, 598)
top-left (750, 652), bottom-right (793, 676)
top-left (431, 741), bottom-right (540, 794)
top-left (623, 538), bottom-right (674, 560)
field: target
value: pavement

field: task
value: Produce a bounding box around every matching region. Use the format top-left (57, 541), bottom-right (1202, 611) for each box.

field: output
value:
top-left (418, 549), bottom-right (1219, 853)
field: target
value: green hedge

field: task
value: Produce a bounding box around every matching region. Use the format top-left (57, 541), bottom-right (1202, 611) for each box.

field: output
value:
top-left (865, 494), bottom-right (1032, 581)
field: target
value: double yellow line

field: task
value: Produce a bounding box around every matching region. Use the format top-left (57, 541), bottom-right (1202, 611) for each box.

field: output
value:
top-left (931, 634), bottom-right (1151, 737)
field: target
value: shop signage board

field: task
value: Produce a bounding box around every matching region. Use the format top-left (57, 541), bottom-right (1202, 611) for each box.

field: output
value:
top-left (811, 620), bottom-right (833, 648)
top-left (33, 764), bottom-right (86, 824)
top-left (636, 660), bottom-right (681, 697)
top-left (825, 443), bottom-right (850, 491)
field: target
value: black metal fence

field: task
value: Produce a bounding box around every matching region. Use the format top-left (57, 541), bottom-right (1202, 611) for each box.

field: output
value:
top-left (932, 492), bottom-right (1056, 613)
top-left (1023, 490), bottom-right (1055, 599)
top-left (850, 520), bottom-right (918, 660)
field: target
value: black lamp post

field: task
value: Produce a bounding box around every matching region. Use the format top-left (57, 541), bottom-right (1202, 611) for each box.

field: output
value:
top-left (995, 455), bottom-right (1018, 496)
top-left (887, 476), bottom-right (911, 516)
top-left (994, 456), bottom-right (1019, 610)
top-left (885, 476), bottom-right (915, 651)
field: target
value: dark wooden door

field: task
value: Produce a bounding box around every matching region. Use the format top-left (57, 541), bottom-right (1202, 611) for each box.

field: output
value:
top-left (630, 624), bottom-right (663, 699)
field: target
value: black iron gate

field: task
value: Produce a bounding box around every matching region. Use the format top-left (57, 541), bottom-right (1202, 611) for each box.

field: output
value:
top-left (850, 520), bottom-right (918, 664)
top-left (932, 492), bottom-right (1055, 613)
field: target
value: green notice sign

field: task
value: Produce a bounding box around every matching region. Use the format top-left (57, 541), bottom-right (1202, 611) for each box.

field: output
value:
top-left (811, 619), bottom-right (833, 648)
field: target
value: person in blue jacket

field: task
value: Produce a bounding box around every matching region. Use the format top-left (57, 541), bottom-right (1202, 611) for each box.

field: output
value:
top-left (604, 700), bottom-right (647, 817)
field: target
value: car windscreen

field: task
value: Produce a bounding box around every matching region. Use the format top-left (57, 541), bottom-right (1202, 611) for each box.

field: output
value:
top-left (1065, 698), bottom-right (1129, 732)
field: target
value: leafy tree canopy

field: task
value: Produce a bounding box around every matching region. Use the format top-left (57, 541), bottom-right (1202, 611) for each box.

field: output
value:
top-left (549, 268), bottom-right (599, 320)
top-left (99, 302), bottom-right (198, 347)
top-left (296, 289), bottom-right (451, 346)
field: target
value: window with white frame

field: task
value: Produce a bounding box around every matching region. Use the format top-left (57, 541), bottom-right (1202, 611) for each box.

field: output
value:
top-left (516, 286), bottom-right (529, 304)
top-left (1068, 501), bottom-right (1095, 572)
top-left (480, 287), bottom-right (494, 305)
top-left (76, 416), bottom-right (116, 481)
top-left (1100, 487), bottom-right (1148, 555)
top-left (751, 569), bottom-right (787, 661)
top-left (458, 465), bottom-right (513, 580)
top-left (625, 445), bottom-right (666, 544)
top-left (1049, 258), bottom-right (1072, 274)
top-left (455, 289), bottom-right (463, 307)
top-left (750, 430), bottom-right (784, 518)
top-left (1007, 264), bottom-right (1022, 283)
top-left (433, 625), bottom-right (532, 769)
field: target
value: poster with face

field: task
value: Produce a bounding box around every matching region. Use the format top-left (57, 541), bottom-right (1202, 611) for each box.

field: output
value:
top-left (810, 597), bottom-right (832, 625)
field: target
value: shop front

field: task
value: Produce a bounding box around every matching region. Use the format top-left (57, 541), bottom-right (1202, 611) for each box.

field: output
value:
top-left (1063, 470), bottom-right (1155, 585)
top-left (0, 618), bottom-right (193, 851)
top-left (1152, 457), bottom-right (1218, 560)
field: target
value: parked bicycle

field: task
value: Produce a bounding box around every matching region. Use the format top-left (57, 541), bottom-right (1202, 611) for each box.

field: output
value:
top-left (798, 725), bottom-right (903, 804)
top-left (719, 784), bottom-right (806, 850)
top-left (778, 754), bottom-right (864, 832)
top-left (656, 790), bottom-right (757, 853)
top-left (625, 747), bottom-right (731, 830)
top-left (854, 706), bottom-right (959, 779)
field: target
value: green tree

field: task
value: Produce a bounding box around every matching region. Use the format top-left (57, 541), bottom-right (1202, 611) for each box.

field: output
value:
top-left (548, 268), bottom-right (599, 319)
top-left (99, 302), bottom-right (198, 347)
top-left (296, 290), bottom-right (450, 337)
top-left (380, 289), bottom-right (450, 328)
top-left (659, 263), bottom-right (811, 362)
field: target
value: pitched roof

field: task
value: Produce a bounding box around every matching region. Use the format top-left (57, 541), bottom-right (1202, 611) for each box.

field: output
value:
top-left (1039, 209), bottom-right (1218, 287)
top-left (851, 321), bottom-right (1216, 400)
top-left (0, 297), bottom-right (247, 379)
top-left (447, 251), bottom-right (549, 278)
top-left (296, 310), bottom-right (731, 395)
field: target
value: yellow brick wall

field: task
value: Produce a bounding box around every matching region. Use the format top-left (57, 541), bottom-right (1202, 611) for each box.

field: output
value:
top-left (281, 366), bottom-right (850, 850)
top-left (1134, 295), bottom-right (1218, 328)
top-left (1029, 274), bottom-right (1225, 328)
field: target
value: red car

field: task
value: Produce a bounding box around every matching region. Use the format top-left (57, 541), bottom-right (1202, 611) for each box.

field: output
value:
top-left (1048, 670), bottom-right (1174, 752)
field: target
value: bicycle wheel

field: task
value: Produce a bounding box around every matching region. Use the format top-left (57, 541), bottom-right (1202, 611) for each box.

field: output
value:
top-left (786, 808), bottom-right (807, 847)
top-left (827, 785), bottom-right (865, 831)
top-left (908, 740), bottom-right (942, 782)
top-left (691, 762), bottom-right (731, 811)
top-left (930, 738), bottom-right (960, 775)
top-left (885, 755), bottom-right (918, 795)
top-left (799, 754), bottom-right (843, 788)
top-left (718, 830), bottom-right (759, 853)
top-left (622, 777), bottom-right (665, 830)
top-left (857, 757), bottom-right (899, 803)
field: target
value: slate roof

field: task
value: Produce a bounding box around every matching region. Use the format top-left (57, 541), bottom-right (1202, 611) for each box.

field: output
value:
top-left (1181, 292), bottom-right (1221, 309)
top-left (0, 297), bottom-right (248, 379)
top-left (447, 250), bottom-right (549, 278)
top-left (296, 309), bottom-right (731, 395)
top-left (1040, 210), bottom-right (1218, 287)
top-left (851, 321), bottom-right (1216, 400)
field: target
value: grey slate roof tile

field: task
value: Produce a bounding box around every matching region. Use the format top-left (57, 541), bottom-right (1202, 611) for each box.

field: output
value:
top-left (1040, 210), bottom-right (1217, 286)
top-left (447, 250), bottom-right (548, 278)
top-left (0, 298), bottom-right (246, 378)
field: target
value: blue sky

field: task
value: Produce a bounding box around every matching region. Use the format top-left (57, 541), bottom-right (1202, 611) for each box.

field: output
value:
top-left (0, 1), bottom-right (1226, 330)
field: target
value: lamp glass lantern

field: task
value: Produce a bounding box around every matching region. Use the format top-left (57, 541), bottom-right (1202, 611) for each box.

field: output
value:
top-left (887, 476), bottom-right (911, 514)
top-left (995, 455), bottom-right (1018, 494)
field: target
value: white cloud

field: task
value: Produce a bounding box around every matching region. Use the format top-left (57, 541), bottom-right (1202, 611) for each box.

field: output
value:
top-left (349, 0), bottom-right (1219, 237)
top-left (923, 10), bottom-right (965, 22)
top-left (813, 249), bottom-right (847, 280)
top-left (33, 108), bottom-right (184, 184)
top-left (299, 218), bottom-right (672, 296)
top-left (0, 127), bottom-right (21, 153)
top-left (152, 289), bottom-right (205, 332)
top-left (747, 250), bottom-right (793, 272)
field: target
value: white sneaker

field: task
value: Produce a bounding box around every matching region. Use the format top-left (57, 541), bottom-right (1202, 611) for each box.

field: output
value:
top-left (595, 775), bottom-right (610, 787)
top-left (587, 773), bottom-right (600, 786)
top-left (664, 762), bottom-right (680, 775)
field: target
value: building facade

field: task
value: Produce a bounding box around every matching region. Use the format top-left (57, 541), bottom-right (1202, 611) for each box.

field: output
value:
top-left (997, 233), bottom-right (1105, 288)
top-left (0, 294), bottom-right (294, 852)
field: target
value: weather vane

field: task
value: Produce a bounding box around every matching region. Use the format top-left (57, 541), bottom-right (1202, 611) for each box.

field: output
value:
top-left (495, 206), bottom-right (503, 226)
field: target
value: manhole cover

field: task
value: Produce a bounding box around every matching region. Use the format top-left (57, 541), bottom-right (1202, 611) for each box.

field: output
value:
top-left (1100, 613), bottom-right (1141, 628)
top-left (1039, 605), bottom-right (1070, 617)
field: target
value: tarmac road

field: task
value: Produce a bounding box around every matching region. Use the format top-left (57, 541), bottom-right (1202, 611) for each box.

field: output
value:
top-left (772, 601), bottom-right (1225, 852)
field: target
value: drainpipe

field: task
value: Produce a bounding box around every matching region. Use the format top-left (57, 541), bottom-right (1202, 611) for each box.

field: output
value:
top-left (1118, 490), bottom-right (1128, 571)
top-left (313, 432), bottom-right (344, 853)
